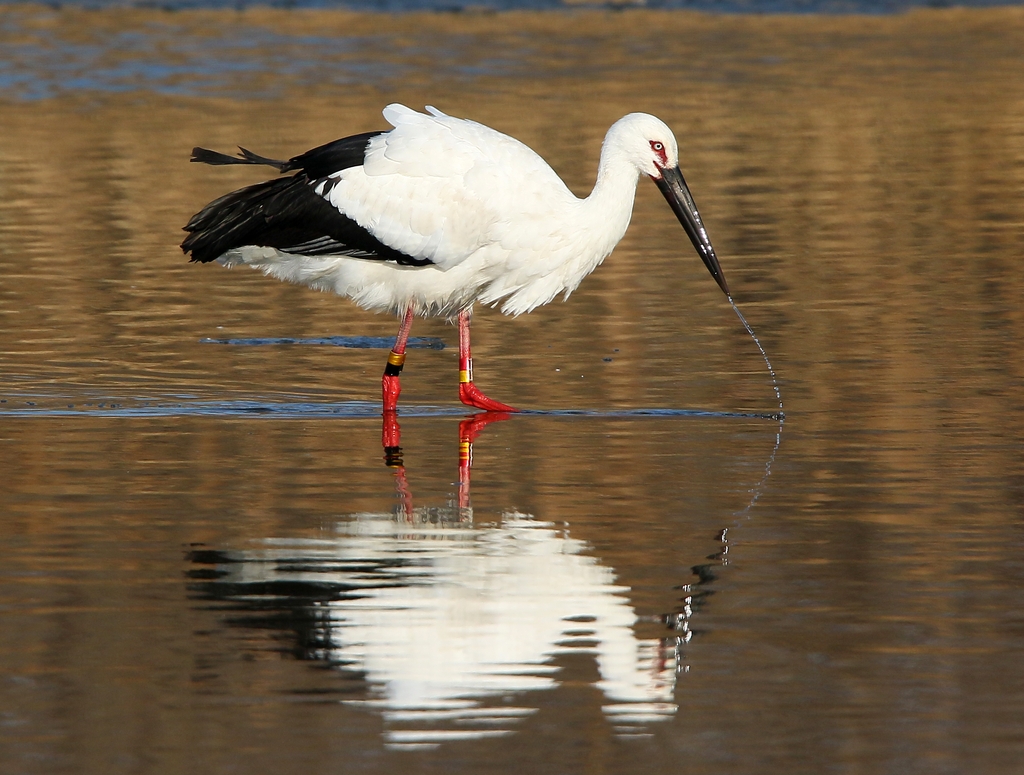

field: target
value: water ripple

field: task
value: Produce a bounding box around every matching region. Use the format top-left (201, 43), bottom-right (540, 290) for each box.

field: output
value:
top-left (0, 394), bottom-right (776, 418)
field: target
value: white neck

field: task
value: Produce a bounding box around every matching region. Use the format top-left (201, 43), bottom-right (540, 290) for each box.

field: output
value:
top-left (576, 143), bottom-right (642, 258)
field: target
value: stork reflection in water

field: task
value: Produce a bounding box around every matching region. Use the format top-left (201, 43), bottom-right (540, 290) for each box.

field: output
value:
top-left (187, 412), bottom-right (699, 748)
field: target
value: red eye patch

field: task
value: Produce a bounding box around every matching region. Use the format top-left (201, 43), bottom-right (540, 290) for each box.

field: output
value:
top-left (649, 140), bottom-right (667, 167)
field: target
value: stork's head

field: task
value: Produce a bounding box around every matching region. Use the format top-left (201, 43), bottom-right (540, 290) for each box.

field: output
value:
top-left (609, 113), bottom-right (681, 177)
top-left (609, 113), bottom-right (730, 297)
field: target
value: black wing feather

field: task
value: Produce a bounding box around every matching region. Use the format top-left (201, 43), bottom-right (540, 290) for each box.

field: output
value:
top-left (182, 130), bottom-right (432, 267)
top-left (182, 175), bottom-right (430, 266)
top-left (189, 147), bottom-right (287, 169)
top-left (280, 131), bottom-right (385, 179)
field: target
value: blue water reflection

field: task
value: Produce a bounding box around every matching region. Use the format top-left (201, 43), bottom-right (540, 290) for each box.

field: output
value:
top-left (0, 23), bottom-right (402, 100)
top-left (2, 1), bottom-right (1020, 102)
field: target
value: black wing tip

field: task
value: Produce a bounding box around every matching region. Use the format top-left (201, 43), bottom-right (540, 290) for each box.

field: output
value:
top-left (189, 146), bottom-right (287, 170)
top-left (189, 146), bottom-right (237, 165)
top-left (180, 233), bottom-right (213, 263)
top-left (238, 147), bottom-right (289, 170)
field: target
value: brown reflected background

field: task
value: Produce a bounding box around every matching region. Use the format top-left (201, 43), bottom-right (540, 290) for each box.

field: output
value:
top-left (1, 6), bottom-right (1023, 775)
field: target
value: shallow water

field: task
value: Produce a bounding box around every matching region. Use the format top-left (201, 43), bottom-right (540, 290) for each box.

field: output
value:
top-left (1, 6), bottom-right (1023, 774)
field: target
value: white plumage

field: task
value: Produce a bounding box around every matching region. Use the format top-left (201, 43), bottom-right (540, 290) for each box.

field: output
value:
top-left (183, 104), bottom-right (729, 413)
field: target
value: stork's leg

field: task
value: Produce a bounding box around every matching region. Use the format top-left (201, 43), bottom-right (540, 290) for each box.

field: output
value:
top-left (457, 411), bottom-right (512, 511)
top-left (382, 308), bottom-right (414, 454)
top-left (457, 307), bottom-right (518, 412)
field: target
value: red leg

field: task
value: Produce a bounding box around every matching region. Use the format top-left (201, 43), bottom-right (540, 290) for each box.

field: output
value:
top-left (382, 412), bottom-right (403, 467)
top-left (457, 411), bottom-right (512, 511)
top-left (457, 422), bottom-right (472, 512)
top-left (382, 307), bottom-right (414, 412)
top-left (393, 461), bottom-right (414, 521)
top-left (457, 307), bottom-right (518, 412)
top-left (382, 308), bottom-right (414, 452)
top-left (379, 411), bottom-right (414, 516)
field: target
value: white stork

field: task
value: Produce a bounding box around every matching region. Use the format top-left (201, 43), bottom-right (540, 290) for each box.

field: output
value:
top-left (181, 104), bottom-right (730, 415)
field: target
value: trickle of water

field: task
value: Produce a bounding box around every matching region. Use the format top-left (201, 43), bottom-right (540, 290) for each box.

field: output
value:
top-left (727, 295), bottom-right (783, 419)
top-left (725, 295), bottom-right (784, 522)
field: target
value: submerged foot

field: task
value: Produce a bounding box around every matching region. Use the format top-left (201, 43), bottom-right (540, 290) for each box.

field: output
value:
top-left (459, 411), bottom-right (512, 445)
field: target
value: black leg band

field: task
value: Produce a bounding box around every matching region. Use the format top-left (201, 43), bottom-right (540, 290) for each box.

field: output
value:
top-left (383, 350), bottom-right (406, 377)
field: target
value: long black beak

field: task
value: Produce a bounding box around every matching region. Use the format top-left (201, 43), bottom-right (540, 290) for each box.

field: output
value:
top-left (654, 166), bottom-right (730, 297)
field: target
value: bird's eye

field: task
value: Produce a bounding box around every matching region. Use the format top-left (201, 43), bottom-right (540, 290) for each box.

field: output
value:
top-left (651, 142), bottom-right (664, 151)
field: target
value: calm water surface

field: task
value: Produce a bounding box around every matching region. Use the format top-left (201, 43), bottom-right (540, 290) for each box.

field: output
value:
top-left (1, 7), bottom-right (1023, 774)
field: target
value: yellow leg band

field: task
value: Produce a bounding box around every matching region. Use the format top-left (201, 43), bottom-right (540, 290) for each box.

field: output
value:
top-left (459, 369), bottom-right (471, 384)
top-left (388, 351), bottom-right (406, 367)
